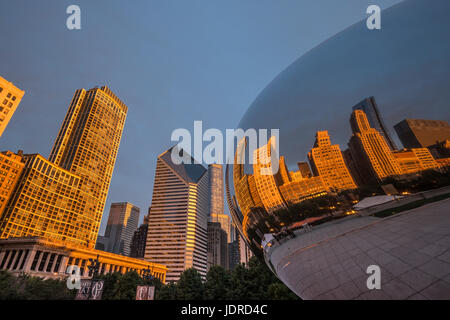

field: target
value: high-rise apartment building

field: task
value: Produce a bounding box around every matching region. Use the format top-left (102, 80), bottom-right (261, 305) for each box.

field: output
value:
top-left (0, 76), bottom-right (25, 137)
top-left (348, 110), bottom-right (402, 184)
top-left (0, 86), bottom-right (127, 248)
top-left (49, 86), bottom-right (127, 248)
top-left (0, 151), bottom-right (25, 219)
top-left (104, 202), bottom-right (140, 256)
top-left (394, 119), bottom-right (450, 149)
top-left (0, 154), bottom-right (85, 246)
top-left (145, 147), bottom-right (209, 282)
top-left (352, 96), bottom-right (397, 150)
top-left (207, 221), bottom-right (228, 270)
top-left (308, 131), bottom-right (357, 192)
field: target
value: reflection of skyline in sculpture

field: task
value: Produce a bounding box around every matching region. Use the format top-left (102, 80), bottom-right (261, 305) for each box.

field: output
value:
top-left (352, 96), bottom-right (397, 150)
top-left (232, 106), bottom-right (447, 245)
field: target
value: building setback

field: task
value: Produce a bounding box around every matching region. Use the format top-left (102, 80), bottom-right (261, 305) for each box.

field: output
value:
top-left (145, 147), bottom-right (209, 282)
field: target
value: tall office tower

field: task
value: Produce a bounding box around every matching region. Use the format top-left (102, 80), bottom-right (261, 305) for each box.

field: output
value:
top-left (228, 240), bottom-right (240, 270)
top-left (394, 119), bottom-right (450, 149)
top-left (278, 156), bottom-right (291, 184)
top-left (145, 147), bottom-right (209, 282)
top-left (0, 154), bottom-right (85, 246)
top-left (207, 221), bottom-right (228, 270)
top-left (352, 96), bottom-right (397, 150)
top-left (0, 151), bottom-right (25, 219)
top-left (307, 131), bottom-right (357, 192)
top-left (49, 86), bottom-right (127, 248)
top-left (252, 136), bottom-right (286, 214)
top-left (0, 76), bottom-right (25, 137)
top-left (207, 164), bottom-right (231, 242)
top-left (130, 221), bottom-right (148, 259)
top-left (104, 202), bottom-right (140, 256)
top-left (348, 110), bottom-right (402, 184)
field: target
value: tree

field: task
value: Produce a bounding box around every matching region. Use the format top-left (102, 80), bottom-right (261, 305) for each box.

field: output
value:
top-left (157, 281), bottom-right (177, 300)
top-left (204, 265), bottom-right (230, 300)
top-left (267, 282), bottom-right (298, 300)
top-left (176, 268), bottom-right (204, 300)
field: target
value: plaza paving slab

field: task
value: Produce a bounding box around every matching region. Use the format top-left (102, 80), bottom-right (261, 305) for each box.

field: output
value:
top-left (268, 198), bottom-right (450, 300)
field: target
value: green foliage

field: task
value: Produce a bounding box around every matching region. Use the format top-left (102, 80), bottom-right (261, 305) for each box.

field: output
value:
top-left (157, 256), bottom-right (299, 300)
top-left (0, 270), bottom-right (75, 300)
top-left (176, 268), bottom-right (204, 300)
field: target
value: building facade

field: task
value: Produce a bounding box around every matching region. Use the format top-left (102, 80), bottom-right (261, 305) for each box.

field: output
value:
top-left (352, 96), bottom-right (397, 150)
top-left (0, 154), bottom-right (86, 247)
top-left (145, 147), bottom-right (209, 282)
top-left (207, 221), bottom-right (228, 270)
top-left (104, 202), bottom-right (140, 256)
top-left (0, 76), bottom-right (25, 137)
top-left (49, 86), bottom-right (127, 248)
top-left (348, 110), bottom-right (402, 184)
top-left (0, 237), bottom-right (166, 283)
top-left (0, 151), bottom-right (25, 218)
top-left (308, 131), bottom-right (357, 192)
top-left (394, 119), bottom-right (450, 149)
top-left (130, 221), bottom-right (148, 259)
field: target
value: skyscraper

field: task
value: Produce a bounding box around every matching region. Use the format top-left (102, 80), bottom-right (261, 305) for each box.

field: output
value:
top-left (130, 219), bottom-right (148, 259)
top-left (0, 151), bottom-right (24, 219)
top-left (207, 221), bottom-right (228, 270)
top-left (207, 164), bottom-right (231, 243)
top-left (348, 110), bottom-right (402, 184)
top-left (252, 136), bottom-right (286, 214)
top-left (0, 76), bottom-right (25, 137)
top-left (145, 147), bottom-right (209, 282)
top-left (49, 86), bottom-right (127, 248)
top-left (394, 119), bottom-right (450, 149)
top-left (308, 131), bottom-right (357, 192)
top-left (104, 202), bottom-right (140, 256)
top-left (352, 97), bottom-right (397, 150)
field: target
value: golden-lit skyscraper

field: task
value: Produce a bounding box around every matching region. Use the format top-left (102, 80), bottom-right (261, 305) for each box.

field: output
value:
top-left (0, 151), bottom-right (25, 219)
top-left (393, 148), bottom-right (440, 174)
top-left (308, 131), bottom-right (357, 191)
top-left (0, 154), bottom-right (85, 246)
top-left (252, 136), bottom-right (286, 214)
top-left (0, 76), bottom-right (25, 137)
top-left (49, 86), bottom-right (127, 248)
top-left (348, 110), bottom-right (402, 184)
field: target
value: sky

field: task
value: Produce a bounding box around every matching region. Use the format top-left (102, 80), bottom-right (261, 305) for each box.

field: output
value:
top-left (0, 0), bottom-right (402, 234)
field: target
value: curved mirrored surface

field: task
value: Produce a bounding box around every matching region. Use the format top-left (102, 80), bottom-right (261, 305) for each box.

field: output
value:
top-left (226, 0), bottom-right (450, 261)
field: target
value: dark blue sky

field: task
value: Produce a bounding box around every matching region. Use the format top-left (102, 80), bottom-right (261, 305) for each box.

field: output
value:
top-left (0, 0), bottom-right (401, 233)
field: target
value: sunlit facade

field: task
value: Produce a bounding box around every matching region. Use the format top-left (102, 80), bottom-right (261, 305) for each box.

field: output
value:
top-left (104, 202), bottom-right (140, 256)
top-left (394, 118), bottom-right (450, 149)
top-left (145, 147), bottom-right (209, 282)
top-left (49, 86), bottom-right (127, 248)
top-left (0, 154), bottom-right (85, 246)
top-left (348, 110), bottom-right (402, 184)
top-left (0, 151), bottom-right (24, 219)
top-left (0, 237), bottom-right (166, 283)
top-left (308, 131), bottom-right (357, 191)
top-left (0, 76), bottom-right (25, 137)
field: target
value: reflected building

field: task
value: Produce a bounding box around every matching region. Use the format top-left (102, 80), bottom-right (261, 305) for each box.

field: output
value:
top-left (348, 110), bottom-right (402, 184)
top-left (394, 119), bottom-right (450, 149)
top-left (145, 147), bottom-right (209, 282)
top-left (352, 97), bottom-right (397, 150)
top-left (252, 136), bottom-right (286, 214)
top-left (308, 131), bottom-right (357, 191)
